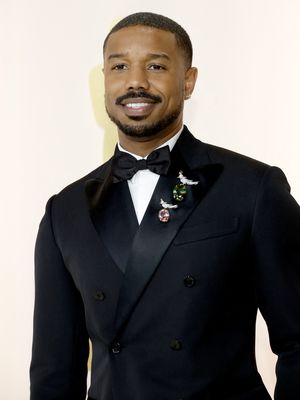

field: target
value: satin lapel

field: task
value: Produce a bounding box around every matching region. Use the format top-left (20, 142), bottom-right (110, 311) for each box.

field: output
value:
top-left (114, 136), bottom-right (223, 332)
top-left (85, 160), bottom-right (139, 273)
top-left (85, 158), bottom-right (113, 212)
top-left (96, 181), bottom-right (139, 273)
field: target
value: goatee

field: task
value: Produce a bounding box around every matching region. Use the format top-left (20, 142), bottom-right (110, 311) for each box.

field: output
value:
top-left (106, 104), bottom-right (183, 139)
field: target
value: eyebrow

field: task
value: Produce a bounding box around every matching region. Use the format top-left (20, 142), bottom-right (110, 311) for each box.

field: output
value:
top-left (107, 52), bottom-right (171, 61)
top-left (146, 53), bottom-right (170, 61)
top-left (107, 53), bottom-right (127, 61)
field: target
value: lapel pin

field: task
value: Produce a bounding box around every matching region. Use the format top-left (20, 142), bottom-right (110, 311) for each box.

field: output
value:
top-left (178, 170), bottom-right (199, 185)
top-left (173, 171), bottom-right (199, 202)
top-left (158, 198), bottom-right (178, 223)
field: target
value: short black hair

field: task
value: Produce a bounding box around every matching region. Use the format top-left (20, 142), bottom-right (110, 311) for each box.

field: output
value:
top-left (103, 12), bottom-right (193, 68)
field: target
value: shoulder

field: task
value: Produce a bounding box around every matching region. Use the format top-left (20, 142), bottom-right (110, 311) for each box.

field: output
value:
top-left (182, 127), bottom-right (291, 202)
top-left (204, 141), bottom-right (269, 171)
top-left (57, 158), bottom-right (111, 197)
top-left (204, 141), bottom-right (291, 192)
top-left (181, 126), bottom-right (270, 176)
top-left (44, 157), bottom-right (112, 220)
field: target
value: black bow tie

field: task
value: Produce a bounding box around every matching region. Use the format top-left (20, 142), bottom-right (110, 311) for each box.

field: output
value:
top-left (112, 145), bottom-right (171, 182)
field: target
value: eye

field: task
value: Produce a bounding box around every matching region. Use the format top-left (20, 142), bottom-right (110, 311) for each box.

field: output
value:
top-left (112, 64), bottom-right (128, 71)
top-left (148, 64), bottom-right (166, 71)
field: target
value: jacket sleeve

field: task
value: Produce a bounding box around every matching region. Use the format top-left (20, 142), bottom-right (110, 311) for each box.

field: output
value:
top-left (30, 196), bottom-right (89, 400)
top-left (250, 166), bottom-right (300, 400)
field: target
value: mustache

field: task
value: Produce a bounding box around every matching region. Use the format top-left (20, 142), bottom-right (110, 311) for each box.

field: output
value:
top-left (115, 91), bottom-right (162, 105)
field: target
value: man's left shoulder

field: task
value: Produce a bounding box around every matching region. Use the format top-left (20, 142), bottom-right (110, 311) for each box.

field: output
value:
top-left (204, 141), bottom-right (269, 171)
top-left (182, 127), bottom-right (271, 179)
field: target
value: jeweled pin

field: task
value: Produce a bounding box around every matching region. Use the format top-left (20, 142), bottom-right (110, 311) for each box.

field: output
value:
top-left (178, 171), bottom-right (199, 185)
top-left (158, 198), bottom-right (178, 223)
top-left (158, 208), bottom-right (170, 223)
top-left (173, 183), bottom-right (187, 201)
top-left (173, 171), bottom-right (199, 201)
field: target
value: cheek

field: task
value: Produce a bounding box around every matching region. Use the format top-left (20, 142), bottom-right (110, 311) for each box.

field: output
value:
top-left (153, 80), bottom-right (183, 100)
top-left (104, 92), bottom-right (116, 113)
top-left (104, 75), bottom-right (122, 94)
top-left (167, 83), bottom-right (186, 106)
top-left (104, 81), bottom-right (120, 107)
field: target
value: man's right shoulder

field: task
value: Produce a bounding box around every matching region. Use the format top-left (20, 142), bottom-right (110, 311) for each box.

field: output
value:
top-left (44, 157), bottom-right (112, 215)
top-left (63, 158), bottom-right (111, 193)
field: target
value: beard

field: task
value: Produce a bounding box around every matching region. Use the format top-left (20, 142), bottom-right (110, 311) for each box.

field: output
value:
top-left (106, 102), bottom-right (183, 139)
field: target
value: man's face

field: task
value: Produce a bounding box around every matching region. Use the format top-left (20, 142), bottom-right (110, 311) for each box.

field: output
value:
top-left (103, 25), bottom-right (197, 140)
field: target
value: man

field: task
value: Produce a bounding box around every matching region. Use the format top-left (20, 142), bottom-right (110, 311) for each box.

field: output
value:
top-left (30, 12), bottom-right (300, 400)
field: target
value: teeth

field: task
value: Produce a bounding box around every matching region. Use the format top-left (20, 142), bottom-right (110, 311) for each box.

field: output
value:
top-left (125, 103), bottom-right (149, 109)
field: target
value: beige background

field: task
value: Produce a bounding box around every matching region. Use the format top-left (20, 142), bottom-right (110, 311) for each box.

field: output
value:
top-left (1, 0), bottom-right (300, 399)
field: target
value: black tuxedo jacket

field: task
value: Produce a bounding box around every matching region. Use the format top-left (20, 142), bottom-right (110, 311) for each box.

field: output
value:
top-left (30, 127), bottom-right (300, 400)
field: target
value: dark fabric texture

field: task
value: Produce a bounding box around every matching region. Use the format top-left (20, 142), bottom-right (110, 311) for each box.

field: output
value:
top-left (30, 126), bottom-right (300, 400)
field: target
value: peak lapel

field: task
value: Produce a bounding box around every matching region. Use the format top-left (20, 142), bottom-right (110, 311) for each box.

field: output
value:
top-left (85, 159), bottom-right (113, 212)
top-left (85, 158), bottom-right (139, 273)
top-left (114, 130), bottom-right (223, 332)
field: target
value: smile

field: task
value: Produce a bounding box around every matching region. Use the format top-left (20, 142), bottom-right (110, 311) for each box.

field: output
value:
top-left (125, 103), bottom-right (151, 109)
top-left (120, 99), bottom-right (157, 117)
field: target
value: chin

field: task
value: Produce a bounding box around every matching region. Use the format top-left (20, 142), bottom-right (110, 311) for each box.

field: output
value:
top-left (107, 105), bottom-right (183, 139)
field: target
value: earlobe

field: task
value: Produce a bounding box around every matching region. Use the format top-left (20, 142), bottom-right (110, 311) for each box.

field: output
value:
top-left (184, 67), bottom-right (198, 99)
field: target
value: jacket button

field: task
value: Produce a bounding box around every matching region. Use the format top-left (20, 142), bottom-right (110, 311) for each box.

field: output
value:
top-left (183, 274), bottom-right (196, 288)
top-left (94, 291), bottom-right (105, 301)
top-left (169, 339), bottom-right (182, 351)
top-left (111, 341), bottom-right (122, 354)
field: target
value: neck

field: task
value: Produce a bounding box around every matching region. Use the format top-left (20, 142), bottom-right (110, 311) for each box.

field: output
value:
top-left (118, 122), bottom-right (183, 157)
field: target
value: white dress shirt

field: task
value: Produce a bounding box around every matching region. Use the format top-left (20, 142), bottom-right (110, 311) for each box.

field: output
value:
top-left (118, 127), bottom-right (183, 224)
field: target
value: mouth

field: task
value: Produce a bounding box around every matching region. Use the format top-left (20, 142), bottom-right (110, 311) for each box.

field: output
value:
top-left (120, 98), bottom-right (156, 117)
top-left (116, 92), bottom-right (162, 118)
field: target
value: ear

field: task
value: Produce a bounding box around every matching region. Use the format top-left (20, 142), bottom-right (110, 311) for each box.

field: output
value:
top-left (184, 67), bottom-right (198, 100)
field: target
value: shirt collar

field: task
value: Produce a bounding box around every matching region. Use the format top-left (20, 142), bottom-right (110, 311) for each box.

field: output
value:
top-left (117, 125), bottom-right (184, 160)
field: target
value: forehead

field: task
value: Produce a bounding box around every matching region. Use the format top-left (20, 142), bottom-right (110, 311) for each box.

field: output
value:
top-left (104, 25), bottom-right (179, 60)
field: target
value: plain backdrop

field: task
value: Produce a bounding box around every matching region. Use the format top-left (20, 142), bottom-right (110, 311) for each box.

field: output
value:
top-left (1, 1), bottom-right (299, 399)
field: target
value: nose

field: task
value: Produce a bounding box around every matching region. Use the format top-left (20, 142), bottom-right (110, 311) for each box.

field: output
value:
top-left (125, 66), bottom-right (150, 91)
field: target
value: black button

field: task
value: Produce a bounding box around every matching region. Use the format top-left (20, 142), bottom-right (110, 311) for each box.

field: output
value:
top-left (94, 291), bottom-right (105, 301)
top-left (111, 341), bottom-right (122, 354)
top-left (183, 274), bottom-right (196, 288)
top-left (169, 339), bottom-right (182, 351)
